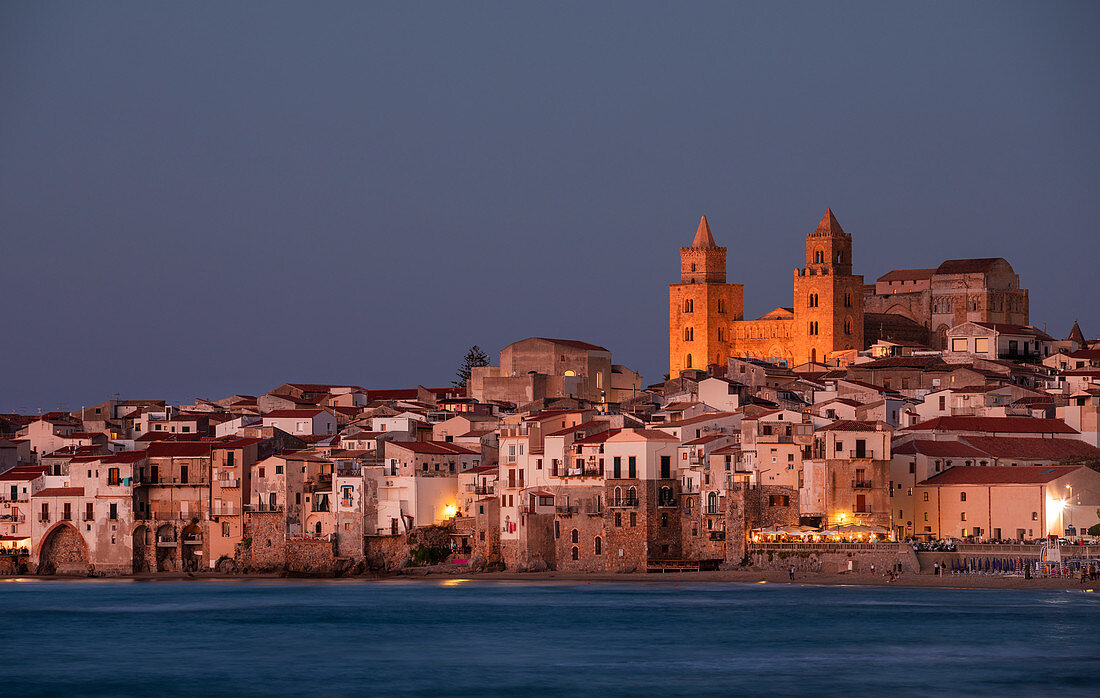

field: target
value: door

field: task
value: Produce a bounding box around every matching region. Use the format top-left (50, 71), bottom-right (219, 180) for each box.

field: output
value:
top-left (855, 440), bottom-right (866, 459)
top-left (855, 494), bottom-right (867, 514)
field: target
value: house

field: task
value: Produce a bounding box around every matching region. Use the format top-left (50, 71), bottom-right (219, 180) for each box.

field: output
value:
top-left (914, 465), bottom-right (1100, 541)
top-left (945, 322), bottom-right (1053, 361)
top-left (262, 408), bottom-right (337, 436)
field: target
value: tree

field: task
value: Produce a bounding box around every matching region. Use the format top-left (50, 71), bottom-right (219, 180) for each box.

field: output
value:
top-left (454, 345), bottom-right (490, 387)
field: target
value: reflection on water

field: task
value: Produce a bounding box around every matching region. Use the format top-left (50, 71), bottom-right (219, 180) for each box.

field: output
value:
top-left (1, 580), bottom-right (1097, 697)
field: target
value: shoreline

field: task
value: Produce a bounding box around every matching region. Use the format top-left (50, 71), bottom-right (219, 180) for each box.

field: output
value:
top-left (7, 569), bottom-right (1094, 591)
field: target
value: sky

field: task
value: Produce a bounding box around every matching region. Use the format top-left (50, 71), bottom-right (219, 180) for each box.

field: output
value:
top-left (1, 1), bottom-right (1098, 412)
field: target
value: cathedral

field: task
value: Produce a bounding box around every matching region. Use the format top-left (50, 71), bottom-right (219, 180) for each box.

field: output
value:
top-left (668, 209), bottom-right (865, 378)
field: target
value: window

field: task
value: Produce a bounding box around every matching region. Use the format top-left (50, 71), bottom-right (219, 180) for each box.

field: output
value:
top-left (594, 536), bottom-right (602, 555)
top-left (951, 338), bottom-right (968, 352)
top-left (960, 492), bottom-right (966, 502)
top-left (107, 468), bottom-right (120, 486)
top-left (923, 512), bottom-right (928, 521)
top-left (612, 457), bottom-right (622, 479)
top-left (629, 512), bottom-right (637, 527)
top-left (844, 292), bottom-right (852, 307)
top-left (85, 502), bottom-right (94, 521)
top-left (555, 521), bottom-right (560, 539)
top-left (684, 299), bottom-right (693, 313)
top-left (571, 529), bottom-right (579, 544)
top-left (938, 396), bottom-right (946, 410)
top-left (768, 495), bottom-right (790, 507)
top-left (180, 465), bottom-right (189, 484)
top-left (1031, 512), bottom-right (1038, 521)
top-left (222, 521), bottom-right (230, 536)
top-left (275, 465), bottom-right (283, 475)
top-left (661, 513), bottom-right (669, 528)
top-left (660, 455), bottom-right (671, 479)
top-left (628, 456), bottom-right (636, 479)
top-left (571, 546), bottom-right (579, 561)
top-left (614, 512), bottom-right (622, 527)
top-left (109, 503), bottom-right (117, 520)
top-left (63, 503), bottom-right (71, 521)
top-left (922, 492), bottom-right (929, 502)
top-left (684, 327), bottom-right (694, 342)
top-left (974, 338), bottom-right (989, 353)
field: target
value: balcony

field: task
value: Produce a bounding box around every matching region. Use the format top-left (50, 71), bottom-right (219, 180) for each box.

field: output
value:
top-left (38, 514), bottom-right (50, 524)
top-left (851, 480), bottom-right (874, 490)
top-left (657, 496), bottom-right (678, 508)
top-left (561, 466), bottom-right (603, 478)
top-left (219, 478), bottom-right (241, 488)
top-left (608, 497), bottom-right (639, 509)
top-left (709, 531), bottom-right (726, 541)
top-left (848, 450), bottom-right (875, 460)
top-left (157, 536), bottom-right (177, 547)
top-left (705, 507), bottom-right (723, 516)
top-left (852, 506), bottom-right (873, 514)
top-left (0, 514), bottom-right (25, 523)
top-left (182, 535), bottom-right (203, 545)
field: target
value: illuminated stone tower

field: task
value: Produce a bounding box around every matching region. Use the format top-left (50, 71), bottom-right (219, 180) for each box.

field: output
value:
top-left (668, 216), bottom-right (743, 378)
top-left (792, 209), bottom-right (864, 365)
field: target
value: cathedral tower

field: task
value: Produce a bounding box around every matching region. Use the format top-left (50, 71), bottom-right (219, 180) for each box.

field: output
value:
top-left (792, 209), bottom-right (864, 365)
top-left (668, 216), bottom-right (743, 378)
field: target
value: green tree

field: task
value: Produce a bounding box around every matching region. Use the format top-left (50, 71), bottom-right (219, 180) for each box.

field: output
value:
top-left (454, 345), bottom-right (490, 387)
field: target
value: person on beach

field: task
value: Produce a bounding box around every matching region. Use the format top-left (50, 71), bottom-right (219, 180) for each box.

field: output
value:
top-left (870, 563), bottom-right (875, 576)
top-left (934, 562), bottom-right (939, 576)
top-left (789, 565), bottom-right (795, 580)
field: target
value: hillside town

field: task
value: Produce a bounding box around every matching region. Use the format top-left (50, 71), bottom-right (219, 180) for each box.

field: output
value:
top-left (2, 211), bottom-right (1098, 579)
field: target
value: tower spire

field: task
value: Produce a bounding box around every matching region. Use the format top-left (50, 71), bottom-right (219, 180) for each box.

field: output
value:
top-left (814, 208), bottom-right (845, 236)
top-left (691, 215), bottom-right (716, 247)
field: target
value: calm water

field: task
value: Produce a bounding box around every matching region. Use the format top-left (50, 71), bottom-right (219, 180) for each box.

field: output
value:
top-left (1, 579), bottom-right (1097, 697)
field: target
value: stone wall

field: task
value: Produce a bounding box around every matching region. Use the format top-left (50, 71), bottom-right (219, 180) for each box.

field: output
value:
top-left (364, 535), bottom-right (409, 571)
top-left (554, 510), bottom-right (607, 573)
top-left (247, 512), bottom-right (287, 572)
top-left (748, 543), bottom-right (919, 574)
top-left (286, 539), bottom-right (336, 574)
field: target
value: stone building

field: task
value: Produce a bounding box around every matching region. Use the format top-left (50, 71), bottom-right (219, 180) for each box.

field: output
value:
top-left (865, 257), bottom-right (1029, 348)
top-left (669, 210), bottom-right (864, 377)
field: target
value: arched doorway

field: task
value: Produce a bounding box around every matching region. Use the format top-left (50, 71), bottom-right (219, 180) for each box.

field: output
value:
top-left (37, 522), bottom-right (89, 575)
top-left (181, 523), bottom-right (203, 572)
top-left (132, 525), bottom-right (150, 573)
top-left (155, 524), bottom-right (178, 572)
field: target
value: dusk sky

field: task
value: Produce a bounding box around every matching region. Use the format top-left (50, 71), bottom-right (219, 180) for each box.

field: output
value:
top-left (2, 1), bottom-right (1097, 412)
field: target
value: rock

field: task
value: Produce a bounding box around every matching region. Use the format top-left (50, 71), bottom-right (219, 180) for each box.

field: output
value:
top-left (527, 560), bottom-right (548, 573)
top-left (468, 555), bottom-right (487, 571)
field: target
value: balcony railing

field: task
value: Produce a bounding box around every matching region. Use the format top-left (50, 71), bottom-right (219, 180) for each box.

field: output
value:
top-left (608, 497), bottom-right (639, 509)
top-left (657, 497), bottom-right (678, 508)
top-left (157, 536), bottom-right (177, 547)
top-left (0, 514), bottom-right (25, 523)
top-left (219, 478), bottom-right (240, 488)
top-left (849, 450), bottom-right (874, 460)
top-left (852, 506), bottom-right (873, 514)
top-left (182, 536), bottom-right (203, 545)
top-left (38, 514), bottom-right (51, 523)
top-left (851, 480), bottom-right (874, 490)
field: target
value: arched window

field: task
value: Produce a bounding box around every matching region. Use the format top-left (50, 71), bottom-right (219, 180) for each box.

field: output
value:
top-left (844, 318), bottom-right (851, 335)
top-left (594, 536), bottom-right (602, 555)
top-left (836, 250), bottom-right (843, 264)
top-left (811, 348), bottom-right (817, 363)
top-left (707, 491), bottom-right (718, 514)
top-left (844, 292), bottom-right (852, 307)
top-left (684, 327), bottom-right (694, 341)
top-left (717, 299), bottom-right (725, 313)
top-left (314, 521), bottom-right (322, 534)
top-left (571, 528), bottom-right (579, 544)
top-left (613, 486), bottom-right (622, 505)
top-left (571, 546), bottom-right (579, 560)
top-left (684, 298), bottom-right (693, 313)
top-left (690, 263), bottom-right (696, 272)
top-left (960, 492), bottom-right (966, 502)
top-left (685, 354), bottom-right (692, 368)
top-left (814, 250), bottom-right (824, 264)
top-left (717, 328), bottom-right (723, 342)
top-left (627, 486), bottom-right (637, 504)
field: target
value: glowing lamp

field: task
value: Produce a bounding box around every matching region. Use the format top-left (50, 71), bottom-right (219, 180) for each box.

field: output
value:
top-left (443, 504), bottom-right (457, 518)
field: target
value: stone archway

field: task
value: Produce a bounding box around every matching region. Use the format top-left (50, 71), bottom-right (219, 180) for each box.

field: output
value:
top-left (132, 525), bottom-right (151, 573)
top-left (180, 523), bottom-right (203, 572)
top-left (37, 522), bottom-right (89, 575)
top-left (155, 524), bottom-right (178, 572)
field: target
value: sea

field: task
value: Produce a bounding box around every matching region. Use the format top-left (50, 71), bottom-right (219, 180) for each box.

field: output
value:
top-left (1, 578), bottom-right (1097, 697)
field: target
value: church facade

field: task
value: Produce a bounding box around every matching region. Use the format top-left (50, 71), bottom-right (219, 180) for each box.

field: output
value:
top-left (669, 210), bottom-right (865, 378)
